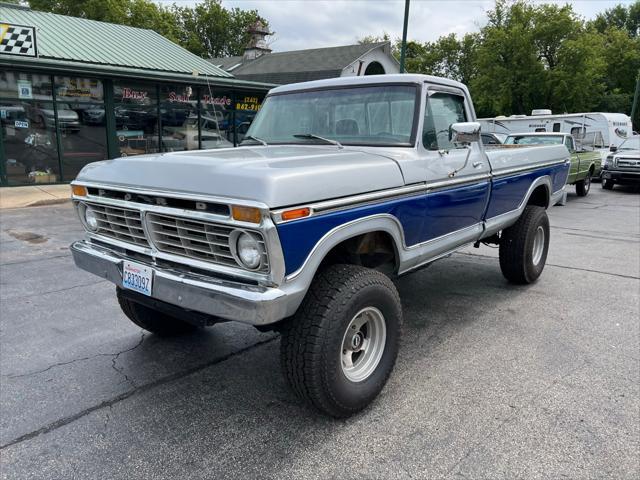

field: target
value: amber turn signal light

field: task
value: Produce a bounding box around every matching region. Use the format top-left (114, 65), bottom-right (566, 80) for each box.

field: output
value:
top-left (71, 185), bottom-right (87, 197)
top-left (232, 205), bottom-right (262, 224)
top-left (281, 207), bottom-right (311, 221)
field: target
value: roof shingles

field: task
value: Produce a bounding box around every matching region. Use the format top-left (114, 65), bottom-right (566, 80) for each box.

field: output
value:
top-left (210, 42), bottom-right (390, 84)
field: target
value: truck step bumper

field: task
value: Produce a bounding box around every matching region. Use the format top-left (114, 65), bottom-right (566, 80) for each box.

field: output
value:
top-left (70, 240), bottom-right (291, 326)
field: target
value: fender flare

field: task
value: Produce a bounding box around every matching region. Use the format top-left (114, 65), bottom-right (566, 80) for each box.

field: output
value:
top-left (284, 214), bottom-right (405, 284)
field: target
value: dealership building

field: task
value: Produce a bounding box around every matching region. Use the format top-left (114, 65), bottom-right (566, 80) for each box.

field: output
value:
top-left (0, 3), bottom-right (272, 186)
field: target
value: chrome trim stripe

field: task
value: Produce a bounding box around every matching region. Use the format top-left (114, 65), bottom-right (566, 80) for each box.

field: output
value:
top-left (272, 174), bottom-right (490, 223)
top-left (491, 158), bottom-right (569, 178)
top-left (273, 159), bottom-right (568, 224)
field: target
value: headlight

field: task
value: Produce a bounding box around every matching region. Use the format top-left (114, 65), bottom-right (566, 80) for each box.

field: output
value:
top-left (235, 232), bottom-right (262, 269)
top-left (604, 156), bottom-right (614, 168)
top-left (79, 203), bottom-right (99, 231)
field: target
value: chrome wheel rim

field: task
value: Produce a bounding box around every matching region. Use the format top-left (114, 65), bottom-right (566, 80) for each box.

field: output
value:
top-left (341, 307), bottom-right (387, 382)
top-left (532, 226), bottom-right (545, 266)
top-left (585, 175), bottom-right (591, 192)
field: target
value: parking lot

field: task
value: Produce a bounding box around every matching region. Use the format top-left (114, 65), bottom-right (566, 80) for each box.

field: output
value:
top-left (1, 185), bottom-right (638, 479)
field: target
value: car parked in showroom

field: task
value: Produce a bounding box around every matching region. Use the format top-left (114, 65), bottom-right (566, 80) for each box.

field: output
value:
top-left (70, 75), bottom-right (570, 418)
top-left (602, 135), bottom-right (640, 190)
top-left (503, 132), bottom-right (600, 197)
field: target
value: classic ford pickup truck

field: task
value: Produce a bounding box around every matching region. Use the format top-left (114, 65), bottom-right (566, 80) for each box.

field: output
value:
top-left (70, 75), bottom-right (570, 417)
top-left (504, 132), bottom-right (600, 196)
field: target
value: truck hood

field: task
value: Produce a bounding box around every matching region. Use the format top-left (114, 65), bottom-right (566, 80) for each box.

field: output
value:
top-left (76, 145), bottom-right (405, 208)
top-left (614, 149), bottom-right (640, 158)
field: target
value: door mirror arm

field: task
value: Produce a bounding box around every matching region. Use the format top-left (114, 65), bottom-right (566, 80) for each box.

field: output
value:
top-left (447, 122), bottom-right (481, 178)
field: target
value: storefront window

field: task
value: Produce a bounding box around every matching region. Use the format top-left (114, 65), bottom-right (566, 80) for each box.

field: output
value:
top-left (113, 81), bottom-right (159, 156)
top-left (0, 71), bottom-right (53, 101)
top-left (199, 89), bottom-right (234, 148)
top-left (1, 100), bottom-right (59, 184)
top-left (55, 76), bottom-right (107, 181)
top-left (234, 92), bottom-right (264, 144)
top-left (160, 84), bottom-right (199, 151)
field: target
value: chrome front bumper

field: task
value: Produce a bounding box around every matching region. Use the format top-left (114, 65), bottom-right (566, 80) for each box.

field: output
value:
top-left (70, 240), bottom-right (292, 326)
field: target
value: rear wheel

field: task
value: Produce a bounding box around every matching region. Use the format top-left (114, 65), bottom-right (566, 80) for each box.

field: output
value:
top-left (576, 174), bottom-right (591, 196)
top-left (602, 178), bottom-right (614, 190)
top-left (499, 206), bottom-right (550, 284)
top-left (280, 264), bottom-right (402, 418)
top-left (116, 287), bottom-right (197, 336)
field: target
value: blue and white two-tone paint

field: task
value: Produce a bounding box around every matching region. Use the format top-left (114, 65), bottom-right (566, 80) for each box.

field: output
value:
top-left (70, 74), bottom-right (570, 326)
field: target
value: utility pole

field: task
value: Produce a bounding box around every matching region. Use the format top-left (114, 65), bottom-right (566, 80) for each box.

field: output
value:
top-left (399, 0), bottom-right (410, 73)
top-left (631, 72), bottom-right (640, 132)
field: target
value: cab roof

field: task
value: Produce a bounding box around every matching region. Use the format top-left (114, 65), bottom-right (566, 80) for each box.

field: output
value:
top-left (268, 74), bottom-right (469, 95)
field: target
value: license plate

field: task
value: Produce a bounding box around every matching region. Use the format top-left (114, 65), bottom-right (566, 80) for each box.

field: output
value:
top-left (122, 261), bottom-right (153, 296)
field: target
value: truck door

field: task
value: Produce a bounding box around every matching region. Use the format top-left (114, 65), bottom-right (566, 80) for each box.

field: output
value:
top-left (565, 136), bottom-right (579, 183)
top-left (419, 88), bottom-right (491, 244)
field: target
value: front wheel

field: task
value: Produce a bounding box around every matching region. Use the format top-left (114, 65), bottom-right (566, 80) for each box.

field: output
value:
top-left (499, 206), bottom-right (550, 284)
top-left (280, 264), bottom-right (402, 418)
top-left (602, 178), bottom-right (614, 190)
top-left (575, 174), bottom-right (591, 196)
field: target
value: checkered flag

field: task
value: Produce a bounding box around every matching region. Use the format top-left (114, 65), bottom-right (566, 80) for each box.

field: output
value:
top-left (0, 24), bottom-right (37, 57)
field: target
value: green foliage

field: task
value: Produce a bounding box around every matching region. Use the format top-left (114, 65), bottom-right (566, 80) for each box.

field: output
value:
top-left (27, 0), bottom-right (267, 58)
top-left (399, 0), bottom-right (639, 120)
top-left (590, 1), bottom-right (640, 37)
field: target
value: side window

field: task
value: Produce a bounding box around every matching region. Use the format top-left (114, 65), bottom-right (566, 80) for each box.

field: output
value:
top-left (553, 123), bottom-right (561, 132)
top-left (422, 92), bottom-right (467, 150)
top-left (564, 136), bottom-right (574, 152)
top-left (570, 126), bottom-right (585, 138)
top-left (535, 127), bottom-right (546, 132)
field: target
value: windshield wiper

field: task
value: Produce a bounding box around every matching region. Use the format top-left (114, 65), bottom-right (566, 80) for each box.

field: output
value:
top-left (293, 133), bottom-right (343, 149)
top-left (242, 135), bottom-right (268, 146)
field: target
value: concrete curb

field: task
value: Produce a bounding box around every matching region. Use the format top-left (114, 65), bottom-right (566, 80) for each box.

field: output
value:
top-left (0, 185), bottom-right (71, 210)
top-left (23, 198), bottom-right (72, 208)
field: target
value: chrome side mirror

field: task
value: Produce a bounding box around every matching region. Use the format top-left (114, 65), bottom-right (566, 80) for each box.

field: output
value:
top-left (450, 122), bottom-right (481, 145)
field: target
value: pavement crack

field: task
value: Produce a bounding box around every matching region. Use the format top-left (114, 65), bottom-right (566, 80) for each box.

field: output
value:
top-left (5, 332), bottom-right (145, 380)
top-left (0, 335), bottom-right (278, 450)
top-left (110, 332), bottom-right (145, 389)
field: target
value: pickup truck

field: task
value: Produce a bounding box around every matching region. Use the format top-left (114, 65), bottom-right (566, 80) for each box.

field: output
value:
top-left (601, 136), bottom-right (640, 190)
top-left (70, 75), bottom-right (570, 417)
top-left (503, 132), bottom-right (600, 196)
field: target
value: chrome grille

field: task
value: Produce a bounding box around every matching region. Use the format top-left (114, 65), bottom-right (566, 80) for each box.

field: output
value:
top-left (146, 213), bottom-right (268, 271)
top-left (88, 203), bottom-right (149, 247)
top-left (617, 157), bottom-right (640, 169)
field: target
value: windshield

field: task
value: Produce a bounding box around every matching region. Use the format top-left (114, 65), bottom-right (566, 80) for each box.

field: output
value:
top-left (618, 137), bottom-right (640, 150)
top-left (243, 85), bottom-right (418, 147)
top-left (504, 135), bottom-right (564, 145)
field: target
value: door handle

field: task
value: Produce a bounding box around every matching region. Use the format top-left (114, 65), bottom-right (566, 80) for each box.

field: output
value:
top-left (473, 162), bottom-right (484, 169)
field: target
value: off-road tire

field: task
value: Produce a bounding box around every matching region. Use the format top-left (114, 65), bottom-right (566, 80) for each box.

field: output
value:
top-left (576, 174), bottom-right (591, 196)
top-left (280, 264), bottom-right (402, 418)
top-left (602, 178), bottom-right (614, 190)
top-left (499, 206), bottom-right (550, 285)
top-left (116, 287), bottom-right (197, 336)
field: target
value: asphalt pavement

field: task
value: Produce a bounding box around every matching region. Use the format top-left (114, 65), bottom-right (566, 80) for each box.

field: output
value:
top-left (1, 185), bottom-right (638, 479)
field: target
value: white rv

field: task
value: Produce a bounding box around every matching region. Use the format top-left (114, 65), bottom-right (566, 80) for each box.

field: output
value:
top-left (479, 111), bottom-right (633, 149)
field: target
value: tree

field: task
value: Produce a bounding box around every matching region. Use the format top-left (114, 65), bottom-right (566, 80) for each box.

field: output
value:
top-left (591, 1), bottom-right (640, 37)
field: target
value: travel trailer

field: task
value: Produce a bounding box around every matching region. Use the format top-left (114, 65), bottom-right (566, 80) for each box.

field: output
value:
top-left (479, 112), bottom-right (633, 149)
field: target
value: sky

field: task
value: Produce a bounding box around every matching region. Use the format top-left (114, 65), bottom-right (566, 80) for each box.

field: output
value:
top-left (162, 0), bottom-right (636, 52)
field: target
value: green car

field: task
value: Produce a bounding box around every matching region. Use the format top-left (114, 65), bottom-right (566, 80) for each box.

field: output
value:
top-left (504, 133), bottom-right (601, 197)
